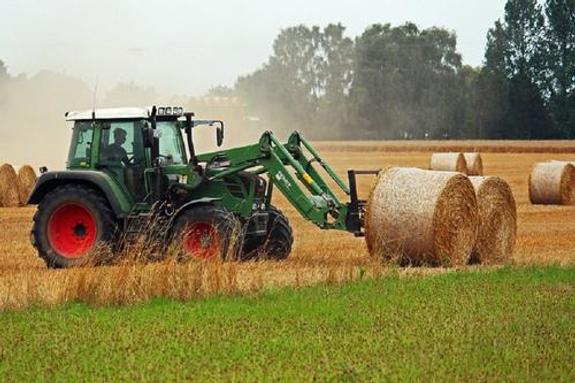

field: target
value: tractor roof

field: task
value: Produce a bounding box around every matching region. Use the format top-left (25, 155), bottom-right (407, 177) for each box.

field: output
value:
top-left (65, 107), bottom-right (152, 121)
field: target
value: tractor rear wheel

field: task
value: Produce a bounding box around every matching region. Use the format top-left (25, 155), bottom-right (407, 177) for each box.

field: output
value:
top-left (31, 184), bottom-right (117, 268)
top-left (241, 206), bottom-right (293, 261)
top-left (171, 205), bottom-right (239, 260)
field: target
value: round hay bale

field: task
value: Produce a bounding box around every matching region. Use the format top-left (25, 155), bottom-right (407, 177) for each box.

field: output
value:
top-left (0, 164), bottom-right (21, 207)
top-left (468, 176), bottom-right (516, 265)
top-left (430, 153), bottom-right (467, 173)
top-left (365, 167), bottom-right (479, 267)
top-left (529, 162), bottom-right (575, 205)
top-left (463, 153), bottom-right (484, 176)
top-left (17, 165), bottom-right (37, 205)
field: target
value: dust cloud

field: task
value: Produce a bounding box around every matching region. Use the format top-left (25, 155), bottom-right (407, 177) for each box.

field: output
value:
top-left (0, 72), bottom-right (269, 171)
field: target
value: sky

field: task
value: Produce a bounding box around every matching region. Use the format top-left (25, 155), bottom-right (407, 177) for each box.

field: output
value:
top-left (0, 0), bottom-right (506, 96)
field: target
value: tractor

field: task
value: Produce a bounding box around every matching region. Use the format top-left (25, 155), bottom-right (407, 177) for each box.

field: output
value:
top-left (28, 106), bottom-right (377, 268)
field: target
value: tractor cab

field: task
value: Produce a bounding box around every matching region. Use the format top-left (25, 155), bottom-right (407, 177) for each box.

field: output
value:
top-left (64, 106), bottom-right (222, 205)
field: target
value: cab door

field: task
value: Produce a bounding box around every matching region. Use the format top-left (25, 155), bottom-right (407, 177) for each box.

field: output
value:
top-left (97, 120), bottom-right (148, 202)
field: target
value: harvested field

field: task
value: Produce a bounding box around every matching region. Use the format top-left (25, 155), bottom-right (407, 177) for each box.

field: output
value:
top-left (0, 144), bottom-right (575, 310)
top-left (316, 140), bottom-right (575, 153)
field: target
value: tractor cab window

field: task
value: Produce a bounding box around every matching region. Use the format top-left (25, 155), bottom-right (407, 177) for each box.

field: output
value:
top-left (98, 120), bottom-right (147, 201)
top-left (157, 121), bottom-right (186, 165)
top-left (67, 121), bottom-right (94, 168)
top-left (100, 121), bottom-right (136, 165)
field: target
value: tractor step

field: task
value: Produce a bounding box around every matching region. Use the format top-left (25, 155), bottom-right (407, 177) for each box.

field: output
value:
top-left (124, 213), bottom-right (156, 235)
top-left (245, 211), bottom-right (269, 236)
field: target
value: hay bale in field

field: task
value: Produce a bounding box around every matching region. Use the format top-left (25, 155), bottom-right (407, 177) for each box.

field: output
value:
top-left (468, 176), bottom-right (516, 265)
top-left (0, 164), bottom-right (21, 207)
top-left (17, 165), bottom-right (37, 205)
top-left (430, 152), bottom-right (467, 173)
top-left (365, 167), bottom-right (478, 267)
top-left (463, 153), bottom-right (483, 176)
top-left (529, 162), bottom-right (575, 205)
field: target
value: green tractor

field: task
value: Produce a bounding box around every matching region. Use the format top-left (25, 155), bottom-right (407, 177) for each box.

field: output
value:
top-left (28, 106), bottom-right (377, 268)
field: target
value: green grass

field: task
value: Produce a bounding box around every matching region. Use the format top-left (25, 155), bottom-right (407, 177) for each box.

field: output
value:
top-left (0, 267), bottom-right (573, 382)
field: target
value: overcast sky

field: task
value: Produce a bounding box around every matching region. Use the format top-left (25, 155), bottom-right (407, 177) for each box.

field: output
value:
top-left (1, 0), bottom-right (505, 96)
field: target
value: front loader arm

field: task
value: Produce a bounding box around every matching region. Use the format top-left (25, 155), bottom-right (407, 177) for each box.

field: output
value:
top-left (198, 131), bottom-right (353, 231)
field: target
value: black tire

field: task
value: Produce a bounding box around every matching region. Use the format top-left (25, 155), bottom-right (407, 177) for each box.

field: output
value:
top-left (241, 206), bottom-right (293, 261)
top-left (171, 205), bottom-right (240, 261)
top-left (31, 184), bottom-right (117, 268)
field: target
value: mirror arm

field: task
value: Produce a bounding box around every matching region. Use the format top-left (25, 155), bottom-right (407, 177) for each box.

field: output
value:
top-left (185, 113), bottom-right (198, 167)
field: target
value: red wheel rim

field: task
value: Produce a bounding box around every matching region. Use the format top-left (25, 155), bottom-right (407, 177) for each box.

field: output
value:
top-left (183, 222), bottom-right (221, 259)
top-left (47, 203), bottom-right (98, 259)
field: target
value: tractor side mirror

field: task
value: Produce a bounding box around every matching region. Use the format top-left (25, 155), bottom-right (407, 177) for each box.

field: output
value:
top-left (216, 122), bottom-right (224, 147)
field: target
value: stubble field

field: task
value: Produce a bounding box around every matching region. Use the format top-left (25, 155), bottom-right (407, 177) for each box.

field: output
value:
top-left (0, 142), bottom-right (574, 309)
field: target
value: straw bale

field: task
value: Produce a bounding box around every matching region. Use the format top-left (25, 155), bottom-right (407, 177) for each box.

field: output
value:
top-left (463, 153), bottom-right (483, 176)
top-left (529, 162), bottom-right (575, 205)
top-left (17, 165), bottom-right (37, 205)
top-left (365, 167), bottom-right (478, 267)
top-left (0, 164), bottom-right (21, 207)
top-left (468, 176), bottom-right (516, 265)
top-left (430, 152), bottom-right (467, 173)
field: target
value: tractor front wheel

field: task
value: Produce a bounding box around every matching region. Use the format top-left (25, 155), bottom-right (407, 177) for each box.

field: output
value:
top-left (171, 206), bottom-right (239, 260)
top-left (32, 184), bottom-right (117, 268)
top-left (241, 206), bottom-right (293, 261)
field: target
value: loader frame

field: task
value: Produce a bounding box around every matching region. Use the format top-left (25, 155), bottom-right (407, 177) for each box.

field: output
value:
top-left (197, 131), bottom-right (379, 236)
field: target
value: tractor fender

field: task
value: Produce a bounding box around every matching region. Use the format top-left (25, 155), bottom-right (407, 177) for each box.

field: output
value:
top-left (167, 197), bottom-right (222, 229)
top-left (27, 171), bottom-right (132, 218)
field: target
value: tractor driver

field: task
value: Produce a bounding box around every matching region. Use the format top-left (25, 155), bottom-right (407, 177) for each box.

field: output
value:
top-left (103, 128), bottom-right (130, 166)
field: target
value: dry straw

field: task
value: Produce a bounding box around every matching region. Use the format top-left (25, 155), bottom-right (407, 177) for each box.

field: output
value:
top-left (365, 167), bottom-right (478, 267)
top-left (468, 176), bottom-right (516, 265)
top-left (17, 165), bottom-right (37, 205)
top-left (430, 152), bottom-right (467, 173)
top-left (463, 153), bottom-right (484, 176)
top-left (0, 164), bottom-right (21, 207)
top-left (529, 162), bottom-right (575, 205)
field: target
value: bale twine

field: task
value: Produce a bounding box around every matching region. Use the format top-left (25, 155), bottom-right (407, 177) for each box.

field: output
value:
top-left (0, 164), bottom-right (21, 207)
top-left (365, 167), bottom-right (478, 267)
top-left (529, 162), bottom-right (575, 205)
top-left (430, 152), bottom-right (467, 173)
top-left (468, 176), bottom-right (516, 265)
top-left (17, 165), bottom-right (37, 205)
top-left (463, 153), bottom-right (484, 176)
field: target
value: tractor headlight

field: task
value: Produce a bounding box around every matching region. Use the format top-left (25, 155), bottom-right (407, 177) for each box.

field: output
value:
top-left (158, 107), bottom-right (165, 115)
top-left (165, 107), bottom-right (172, 115)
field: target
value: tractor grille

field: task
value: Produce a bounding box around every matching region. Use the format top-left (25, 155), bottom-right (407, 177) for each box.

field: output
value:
top-left (224, 181), bottom-right (244, 198)
top-left (223, 173), bottom-right (267, 200)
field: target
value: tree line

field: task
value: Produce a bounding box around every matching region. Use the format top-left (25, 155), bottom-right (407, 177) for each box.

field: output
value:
top-left (219, 0), bottom-right (575, 140)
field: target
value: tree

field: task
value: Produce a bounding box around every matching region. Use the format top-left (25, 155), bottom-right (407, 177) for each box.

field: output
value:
top-left (458, 66), bottom-right (482, 138)
top-left (314, 24), bottom-right (354, 137)
top-left (481, 0), bottom-right (551, 138)
top-left (236, 24), bottom-right (354, 138)
top-left (350, 23), bottom-right (463, 139)
top-left (545, 0), bottom-right (575, 137)
top-left (477, 21), bottom-right (511, 138)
